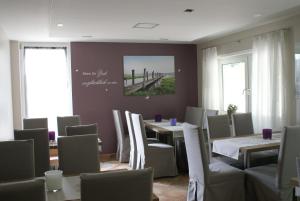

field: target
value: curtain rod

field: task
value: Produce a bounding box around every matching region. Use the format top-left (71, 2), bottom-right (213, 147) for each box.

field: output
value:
top-left (201, 28), bottom-right (291, 50)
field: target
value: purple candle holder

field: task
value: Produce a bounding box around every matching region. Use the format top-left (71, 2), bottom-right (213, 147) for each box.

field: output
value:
top-left (154, 114), bottom-right (162, 122)
top-left (262, 128), bottom-right (272, 139)
top-left (48, 131), bottom-right (55, 141)
top-left (170, 118), bottom-right (177, 126)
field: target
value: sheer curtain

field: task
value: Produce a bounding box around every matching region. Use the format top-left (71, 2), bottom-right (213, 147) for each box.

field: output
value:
top-left (202, 47), bottom-right (221, 110)
top-left (251, 29), bottom-right (296, 132)
top-left (24, 47), bottom-right (73, 133)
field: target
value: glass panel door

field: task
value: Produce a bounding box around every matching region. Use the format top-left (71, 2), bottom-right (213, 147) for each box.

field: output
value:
top-left (220, 55), bottom-right (250, 113)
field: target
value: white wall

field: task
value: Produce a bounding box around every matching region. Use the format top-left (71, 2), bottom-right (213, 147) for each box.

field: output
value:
top-left (0, 27), bottom-right (13, 140)
top-left (10, 41), bottom-right (23, 129)
top-left (197, 13), bottom-right (300, 116)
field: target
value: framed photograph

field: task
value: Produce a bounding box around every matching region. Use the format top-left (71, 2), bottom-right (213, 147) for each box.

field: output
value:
top-left (123, 56), bottom-right (175, 96)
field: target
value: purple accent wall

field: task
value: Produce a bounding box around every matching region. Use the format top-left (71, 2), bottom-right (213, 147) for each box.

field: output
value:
top-left (71, 42), bottom-right (198, 153)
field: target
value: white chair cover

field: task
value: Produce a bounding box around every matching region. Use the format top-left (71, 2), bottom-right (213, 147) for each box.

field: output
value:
top-left (183, 123), bottom-right (245, 201)
top-left (131, 113), bottom-right (177, 178)
top-left (112, 110), bottom-right (130, 163)
top-left (125, 111), bottom-right (137, 169)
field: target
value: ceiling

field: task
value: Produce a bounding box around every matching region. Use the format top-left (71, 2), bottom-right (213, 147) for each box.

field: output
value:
top-left (0, 0), bottom-right (300, 43)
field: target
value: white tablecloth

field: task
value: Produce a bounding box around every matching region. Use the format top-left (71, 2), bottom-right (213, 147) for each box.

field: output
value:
top-left (212, 133), bottom-right (281, 160)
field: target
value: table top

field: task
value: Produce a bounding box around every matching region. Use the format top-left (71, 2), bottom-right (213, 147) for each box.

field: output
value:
top-left (290, 177), bottom-right (299, 187)
top-left (144, 119), bottom-right (184, 133)
top-left (46, 175), bottom-right (159, 201)
top-left (212, 133), bottom-right (281, 159)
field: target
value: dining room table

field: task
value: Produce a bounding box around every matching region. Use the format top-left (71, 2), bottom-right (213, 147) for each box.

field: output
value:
top-left (211, 132), bottom-right (282, 168)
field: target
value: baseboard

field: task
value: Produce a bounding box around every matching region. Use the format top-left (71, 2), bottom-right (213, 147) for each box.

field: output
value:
top-left (101, 153), bottom-right (117, 162)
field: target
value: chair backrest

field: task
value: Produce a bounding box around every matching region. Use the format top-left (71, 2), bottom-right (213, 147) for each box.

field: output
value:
top-left (14, 128), bottom-right (50, 177)
top-left (0, 140), bottom-right (35, 182)
top-left (207, 115), bottom-right (231, 139)
top-left (183, 123), bottom-right (209, 184)
top-left (112, 110), bottom-right (126, 146)
top-left (184, 106), bottom-right (204, 127)
top-left (131, 113), bottom-right (148, 168)
top-left (202, 109), bottom-right (219, 129)
top-left (81, 168), bottom-right (153, 201)
top-left (125, 110), bottom-right (137, 169)
top-left (58, 134), bottom-right (100, 175)
top-left (57, 115), bottom-right (81, 136)
top-left (23, 118), bottom-right (48, 129)
top-left (277, 126), bottom-right (300, 189)
top-left (66, 123), bottom-right (98, 136)
top-left (0, 179), bottom-right (45, 201)
top-left (232, 113), bottom-right (254, 136)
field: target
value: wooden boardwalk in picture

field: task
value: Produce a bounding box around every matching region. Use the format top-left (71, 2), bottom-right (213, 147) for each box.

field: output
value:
top-left (125, 76), bottom-right (163, 94)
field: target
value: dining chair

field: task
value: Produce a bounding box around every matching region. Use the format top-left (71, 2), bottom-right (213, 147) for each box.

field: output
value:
top-left (183, 123), bottom-right (245, 201)
top-left (0, 179), bottom-right (46, 201)
top-left (232, 112), bottom-right (254, 136)
top-left (184, 106), bottom-right (204, 127)
top-left (131, 113), bottom-right (177, 178)
top-left (202, 109), bottom-right (219, 130)
top-left (112, 110), bottom-right (130, 163)
top-left (65, 123), bottom-right (98, 136)
top-left (57, 115), bottom-right (81, 136)
top-left (14, 128), bottom-right (50, 177)
top-left (245, 126), bottom-right (300, 201)
top-left (23, 117), bottom-right (48, 129)
top-left (0, 140), bottom-right (35, 182)
top-left (57, 134), bottom-right (100, 175)
top-left (207, 114), bottom-right (232, 139)
top-left (125, 111), bottom-right (137, 169)
top-left (80, 168), bottom-right (153, 201)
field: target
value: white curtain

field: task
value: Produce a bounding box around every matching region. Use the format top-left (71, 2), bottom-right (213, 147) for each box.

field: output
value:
top-left (202, 47), bottom-right (221, 110)
top-left (251, 29), bottom-right (296, 132)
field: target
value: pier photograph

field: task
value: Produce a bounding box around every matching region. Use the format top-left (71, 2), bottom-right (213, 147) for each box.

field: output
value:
top-left (123, 56), bottom-right (175, 96)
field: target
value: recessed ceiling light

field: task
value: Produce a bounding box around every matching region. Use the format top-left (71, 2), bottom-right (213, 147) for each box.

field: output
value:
top-left (160, 38), bottom-right (169, 41)
top-left (57, 23), bottom-right (64, 27)
top-left (253, 14), bottom-right (262, 18)
top-left (133, 23), bottom-right (159, 29)
top-left (184, 9), bottom-right (194, 13)
top-left (82, 35), bottom-right (93, 38)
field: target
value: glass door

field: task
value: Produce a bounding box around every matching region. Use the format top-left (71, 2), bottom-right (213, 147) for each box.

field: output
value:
top-left (220, 55), bottom-right (251, 113)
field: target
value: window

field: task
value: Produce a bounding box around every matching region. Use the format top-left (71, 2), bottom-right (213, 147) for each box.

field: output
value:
top-left (23, 46), bottom-right (73, 132)
top-left (219, 54), bottom-right (251, 112)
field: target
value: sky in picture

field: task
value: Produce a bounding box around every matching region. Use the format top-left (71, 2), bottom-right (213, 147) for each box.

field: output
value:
top-left (124, 56), bottom-right (174, 75)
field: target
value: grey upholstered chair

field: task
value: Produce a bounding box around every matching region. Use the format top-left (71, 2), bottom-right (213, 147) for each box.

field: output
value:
top-left (23, 117), bottom-right (48, 129)
top-left (81, 168), bottom-right (153, 201)
top-left (232, 113), bottom-right (254, 136)
top-left (57, 115), bottom-right (81, 136)
top-left (183, 123), bottom-right (245, 201)
top-left (131, 113), bottom-right (177, 178)
top-left (66, 123), bottom-right (98, 136)
top-left (184, 106), bottom-right (204, 127)
top-left (245, 126), bottom-right (300, 201)
top-left (207, 114), bottom-right (232, 139)
top-left (202, 109), bottom-right (219, 130)
top-left (112, 110), bottom-right (130, 163)
top-left (0, 179), bottom-right (46, 201)
top-left (58, 134), bottom-right (100, 175)
top-left (14, 128), bottom-right (50, 177)
top-left (0, 140), bottom-right (35, 182)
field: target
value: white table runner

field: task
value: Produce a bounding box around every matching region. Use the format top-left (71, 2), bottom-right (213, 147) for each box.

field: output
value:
top-left (212, 133), bottom-right (281, 160)
top-left (144, 120), bottom-right (184, 132)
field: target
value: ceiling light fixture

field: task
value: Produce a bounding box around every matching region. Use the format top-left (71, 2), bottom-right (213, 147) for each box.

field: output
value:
top-left (253, 13), bottom-right (262, 18)
top-left (82, 35), bottom-right (93, 38)
top-left (184, 9), bottom-right (194, 13)
top-left (133, 23), bottom-right (159, 29)
top-left (57, 23), bottom-right (64, 27)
